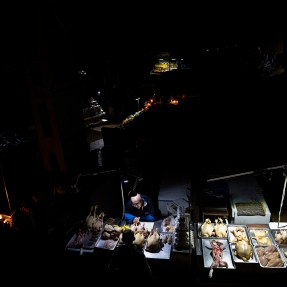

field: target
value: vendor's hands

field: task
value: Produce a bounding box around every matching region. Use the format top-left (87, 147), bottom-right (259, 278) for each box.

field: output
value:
top-left (133, 217), bottom-right (140, 225)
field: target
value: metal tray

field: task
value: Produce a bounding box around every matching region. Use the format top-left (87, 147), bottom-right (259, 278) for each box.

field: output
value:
top-left (95, 238), bottom-right (119, 250)
top-left (66, 230), bottom-right (101, 251)
top-left (254, 244), bottom-right (287, 268)
top-left (270, 229), bottom-right (287, 245)
top-left (248, 227), bottom-right (275, 247)
top-left (197, 222), bottom-right (228, 239)
top-left (161, 216), bottom-right (176, 232)
top-left (278, 244), bottom-right (287, 262)
top-left (229, 242), bottom-right (257, 264)
top-left (201, 239), bottom-right (235, 269)
top-left (130, 222), bottom-right (154, 232)
top-left (144, 232), bottom-right (173, 259)
top-left (227, 224), bottom-right (249, 243)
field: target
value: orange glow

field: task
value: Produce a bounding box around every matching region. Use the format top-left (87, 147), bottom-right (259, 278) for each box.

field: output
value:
top-left (0, 213), bottom-right (13, 227)
top-left (170, 99), bottom-right (179, 105)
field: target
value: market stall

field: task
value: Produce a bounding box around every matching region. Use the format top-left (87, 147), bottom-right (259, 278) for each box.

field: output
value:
top-left (191, 165), bottom-right (287, 284)
top-left (194, 220), bottom-right (287, 284)
top-left (65, 210), bottom-right (193, 259)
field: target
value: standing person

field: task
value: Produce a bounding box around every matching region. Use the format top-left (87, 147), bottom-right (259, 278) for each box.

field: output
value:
top-left (124, 192), bottom-right (159, 224)
top-left (107, 229), bottom-right (152, 279)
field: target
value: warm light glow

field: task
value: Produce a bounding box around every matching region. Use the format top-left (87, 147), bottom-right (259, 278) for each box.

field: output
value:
top-left (169, 96), bottom-right (179, 105)
top-left (0, 213), bottom-right (13, 227)
top-left (170, 99), bottom-right (179, 105)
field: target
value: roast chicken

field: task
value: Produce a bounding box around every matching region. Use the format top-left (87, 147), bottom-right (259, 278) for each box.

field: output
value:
top-left (145, 228), bottom-right (163, 252)
top-left (234, 238), bottom-right (253, 262)
top-left (200, 219), bottom-right (214, 237)
top-left (133, 232), bottom-right (146, 248)
top-left (231, 226), bottom-right (248, 242)
top-left (274, 229), bottom-right (287, 244)
top-left (250, 229), bottom-right (271, 246)
top-left (85, 205), bottom-right (104, 232)
top-left (252, 235), bottom-right (271, 245)
top-left (214, 218), bottom-right (227, 238)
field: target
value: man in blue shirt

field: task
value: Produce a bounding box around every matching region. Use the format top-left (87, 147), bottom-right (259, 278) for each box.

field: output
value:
top-left (124, 192), bottom-right (158, 224)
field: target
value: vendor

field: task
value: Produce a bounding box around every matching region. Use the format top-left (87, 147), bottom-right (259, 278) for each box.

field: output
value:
top-left (124, 192), bottom-right (159, 224)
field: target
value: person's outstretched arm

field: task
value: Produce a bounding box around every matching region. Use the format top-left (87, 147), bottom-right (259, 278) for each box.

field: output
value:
top-left (124, 212), bottom-right (136, 224)
top-left (140, 214), bottom-right (157, 222)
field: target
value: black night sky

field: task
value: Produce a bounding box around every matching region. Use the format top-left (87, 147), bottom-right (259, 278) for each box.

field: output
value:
top-left (1, 3), bottom-right (286, 132)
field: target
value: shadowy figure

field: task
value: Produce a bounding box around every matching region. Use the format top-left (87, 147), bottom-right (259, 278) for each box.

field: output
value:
top-left (107, 229), bottom-right (152, 280)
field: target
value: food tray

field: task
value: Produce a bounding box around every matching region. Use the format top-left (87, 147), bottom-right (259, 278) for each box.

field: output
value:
top-left (228, 225), bottom-right (257, 263)
top-left (197, 222), bottom-right (228, 239)
top-left (227, 224), bottom-right (249, 243)
top-left (95, 238), bottom-right (119, 250)
top-left (161, 216), bottom-right (176, 232)
top-left (229, 242), bottom-right (257, 263)
top-left (254, 244), bottom-right (287, 268)
top-left (144, 232), bottom-right (173, 259)
top-left (278, 244), bottom-right (287, 262)
top-left (270, 229), bottom-right (287, 245)
top-left (248, 227), bottom-right (275, 247)
top-left (130, 222), bottom-right (154, 232)
top-left (66, 229), bottom-right (101, 252)
top-left (201, 239), bottom-right (235, 269)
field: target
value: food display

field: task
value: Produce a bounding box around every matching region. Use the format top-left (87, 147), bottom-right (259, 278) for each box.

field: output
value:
top-left (228, 225), bottom-right (257, 263)
top-left (66, 228), bottom-right (102, 252)
top-left (96, 238), bottom-right (119, 250)
top-left (144, 231), bottom-right (173, 259)
top-left (125, 222), bottom-right (153, 248)
top-left (270, 229), bottom-right (287, 263)
top-left (201, 239), bottom-right (235, 269)
top-left (67, 206), bottom-right (287, 272)
top-left (162, 233), bottom-right (173, 245)
top-left (85, 205), bottom-right (104, 232)
top-left (279, 245), bottom-right (287, 260)
top-left (173, 213), bottom-right (189, 251)
top-left (271, 229), bottom-right (287, 245)
top-left (161, 216), bottom-right (175, 232)
top-left (95, 224), bottom-right (122, 250)
top-left (254, 245), bottom-right (286, 268)
top-left (198, 223), bottom-right (287, 269)
top-left (232, 238), bottom-right (255, 262)
top-left (66, 205), bottom-right (105, 252)
top-left (198, 218), bottom-right (228, 238)
top-left (133, 232), bottom-right (146, 248)
top-left (228, 225), bottom-right (249, 243)
top-left (214, 218), bottom-right (228, 238)
top-left (248, 227), bottom-right (274, 246)
top-left (200, 218), bottom-right (214, 237)
top-left (145, 228), bottom-right (164, 252)
top-left (130, 222), bottom-right (153, 234)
